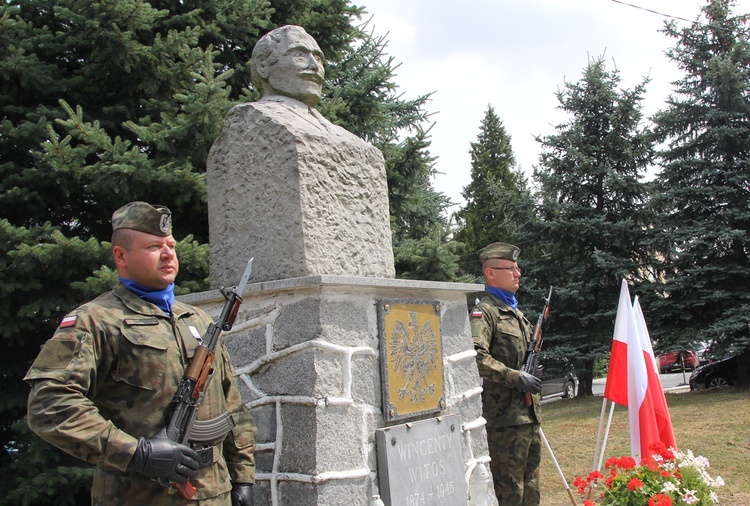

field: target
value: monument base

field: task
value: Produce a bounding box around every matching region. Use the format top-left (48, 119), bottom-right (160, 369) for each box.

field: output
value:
top-left (179, 276), bottom-right (495, 506)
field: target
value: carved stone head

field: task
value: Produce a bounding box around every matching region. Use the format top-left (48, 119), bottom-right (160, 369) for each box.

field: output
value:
top-left (250, 25), bottom-right (325, 107)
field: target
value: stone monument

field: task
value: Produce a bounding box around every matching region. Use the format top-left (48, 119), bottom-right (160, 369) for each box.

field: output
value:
top-left (193, 25), bottom-right (497, 506)
top-left (207, 25), bottom-right (394, 286)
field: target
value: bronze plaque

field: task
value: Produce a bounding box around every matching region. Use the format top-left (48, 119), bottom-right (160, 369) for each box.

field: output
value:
top-left (378, 301), bottom-right (445, 421)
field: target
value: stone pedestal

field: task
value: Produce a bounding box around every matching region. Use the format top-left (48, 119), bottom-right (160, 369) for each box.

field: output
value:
top-left (179, 276), bottom-right (495, 506)
top-left (206, 102), bottom-right (395, 287)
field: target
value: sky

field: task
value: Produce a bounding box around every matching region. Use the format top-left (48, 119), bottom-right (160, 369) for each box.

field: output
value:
top-left (357, 0), bottom-right (750, 211)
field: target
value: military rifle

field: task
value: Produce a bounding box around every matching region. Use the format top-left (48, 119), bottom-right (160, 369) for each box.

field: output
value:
top-left (521, 286), bottom-right (553, 406)
top-left (157, 259), bottom-right (254, 498)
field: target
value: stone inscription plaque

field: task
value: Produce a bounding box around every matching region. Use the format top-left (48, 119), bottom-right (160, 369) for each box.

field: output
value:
top-left (375, 415), bottom-right (467, 506)
top-left (378, 301), bottom-right (445, 422)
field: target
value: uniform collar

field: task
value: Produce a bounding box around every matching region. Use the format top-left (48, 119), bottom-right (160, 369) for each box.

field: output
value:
top-left (113, 282), bottom-right (193, 319)
top-left (487, 286), bottom-right (518, 310)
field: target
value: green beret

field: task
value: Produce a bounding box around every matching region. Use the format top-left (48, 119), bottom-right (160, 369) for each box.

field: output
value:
top-left (111, 201), bottom-right (172, 237)
top-left (479, 242), bottom-right (521, 263)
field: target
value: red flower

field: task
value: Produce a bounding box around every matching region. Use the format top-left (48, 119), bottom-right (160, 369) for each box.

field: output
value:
top-left (619, 456), bottom-right (637, 470)
top-left (644, 458), bottom-right (659, 471)
top-left (605, 457), bottom-right (620, 469)
top-left (587, 470), bottom-right (604, 482)
top-left (650, 441), bottom-right (667, 454)
top-left (648, 493), bottom-right (673, 506)
top-left (583, 500), bottom-right (596, 506)
top-left (627, 478), bottom-right (644, 491)
top-left (649, 441), bottom-right (675, 461)
top-left (574, 476), bottom-right (588, 495)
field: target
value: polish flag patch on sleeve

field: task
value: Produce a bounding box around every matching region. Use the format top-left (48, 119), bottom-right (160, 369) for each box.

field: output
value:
top-left (471, 309), bottom-right (483, 318)
top-left (60, 315), bottom-right (77, 328)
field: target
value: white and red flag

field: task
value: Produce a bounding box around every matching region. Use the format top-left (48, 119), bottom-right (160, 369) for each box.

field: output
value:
top-left (603, 280), bottom-right (677, 461)
top-left (602, 281), bottom-right (630, 406)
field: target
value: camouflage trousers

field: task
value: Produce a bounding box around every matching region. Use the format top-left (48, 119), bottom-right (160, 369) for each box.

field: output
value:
top-left (91, 471), bottom-right (232, 506)
top-left (92, 491), bottom-right (230, 506)
top-left (487, 423), bottom-right (541, 506)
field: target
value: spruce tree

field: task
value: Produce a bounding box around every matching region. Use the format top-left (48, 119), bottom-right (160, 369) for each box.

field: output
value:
top-left (521, 56), bottom-right (653, 396)
top-left (320, 28), bottom-right (451, 260)
top-left (1, 1), bottom-right (449, 502)
top-left (649, 0), bottom-right (750, 382)
top-left (2, 2), bottom-right (268, 499)
top-left (455, 105), bottom-right (535, 279)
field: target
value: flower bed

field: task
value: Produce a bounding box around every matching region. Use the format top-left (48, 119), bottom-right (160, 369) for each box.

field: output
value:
top-left (574, 442), bottom-right (724, 505)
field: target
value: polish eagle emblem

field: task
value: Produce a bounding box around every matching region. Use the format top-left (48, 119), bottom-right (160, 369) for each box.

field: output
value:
top-left (389, 310), bottom-right (439, 404)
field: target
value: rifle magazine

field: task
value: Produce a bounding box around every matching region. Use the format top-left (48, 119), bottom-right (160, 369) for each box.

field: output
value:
top-left (188, 411), bottom-right (235, 442)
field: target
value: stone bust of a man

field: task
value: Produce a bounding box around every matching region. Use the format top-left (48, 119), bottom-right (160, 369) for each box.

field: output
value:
top-left (243, 25), bottom-right (357, 140)
top-left (250, 25), bottom-right (325, 107)
top-left (206, 24), bottom-right (395, 285)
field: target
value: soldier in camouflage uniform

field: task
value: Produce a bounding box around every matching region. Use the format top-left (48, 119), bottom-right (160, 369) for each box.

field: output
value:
top-left (470, 242), bottom-right (542, 505)
top-left (25, 202), bottom-right (257, 506)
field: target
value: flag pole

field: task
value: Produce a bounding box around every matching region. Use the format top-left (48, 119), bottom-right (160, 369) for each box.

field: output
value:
top-left (597, 401), bottom-right (616, 471)
top-left (591, 396), bottom-right (608, 471)
top-left (540, 427), bottom-right (578, 506)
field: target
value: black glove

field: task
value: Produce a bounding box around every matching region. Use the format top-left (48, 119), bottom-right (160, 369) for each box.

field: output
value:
top-left (231, 483), bottom-right (254, 506)
top-left (127, 427), bottom-right (200, 483)
top-left (516, 370), bottom-right (542, 394)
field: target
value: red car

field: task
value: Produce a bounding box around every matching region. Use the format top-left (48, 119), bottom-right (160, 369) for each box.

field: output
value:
top-left (658, 350), bottom-right (699, 373)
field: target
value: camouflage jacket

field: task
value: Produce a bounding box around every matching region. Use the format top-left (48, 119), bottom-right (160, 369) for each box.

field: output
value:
top-left (24, 282), bottom-right (256, 505)
top-left (470, 293), bottom-right (541, 427)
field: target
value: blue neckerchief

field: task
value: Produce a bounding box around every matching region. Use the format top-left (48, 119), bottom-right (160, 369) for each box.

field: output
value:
top-left (120, 277), bottom-right (175, 316)
top-left (487, 286), bottom-right (518, 310)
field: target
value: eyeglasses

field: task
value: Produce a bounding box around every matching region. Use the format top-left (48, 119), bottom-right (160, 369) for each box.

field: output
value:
top-left (489, 266), bottom-right (522, 275)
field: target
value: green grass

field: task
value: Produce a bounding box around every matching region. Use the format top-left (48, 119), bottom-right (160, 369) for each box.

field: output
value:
top-left (539, 388), bottom-right (750, 505)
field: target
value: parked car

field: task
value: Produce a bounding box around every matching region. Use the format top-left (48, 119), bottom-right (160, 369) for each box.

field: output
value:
top-left (657, 349), bottom-right (699, 373)
top-left (689, 354), bottom-right (739, 390)
top-left (538, 357), bottom-right (577, 400)
top-left (695, 341), bottom-right (712, 365)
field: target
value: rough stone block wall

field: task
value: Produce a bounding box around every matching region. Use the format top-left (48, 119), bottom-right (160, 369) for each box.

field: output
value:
top-left (180, 276), bottom-right (493, 505)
